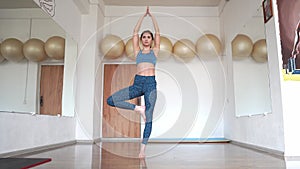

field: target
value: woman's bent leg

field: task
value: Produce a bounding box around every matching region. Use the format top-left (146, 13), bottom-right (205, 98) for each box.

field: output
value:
top-left (107, 85), bottom-right (142, 110)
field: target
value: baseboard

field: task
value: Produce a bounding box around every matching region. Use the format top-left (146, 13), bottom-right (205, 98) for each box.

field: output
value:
top-left (149, 137), bottom-right (230, 143)
top-left (76, 140), bottom-right (94, 144)
top-left (0, 140), bottom-right (76, 158)
top-left (93, 138), bottom-right (101, 143)
top-left (99, 137), bottom-right (230, 143)
top-left (285, 156), bottom-right (300, 161)
top-left (230, 140), bottom-right (284, 159)
top-left (100, 138), bottom-right (141, 142)
top-left (76, 138), bottom-right (102, 144)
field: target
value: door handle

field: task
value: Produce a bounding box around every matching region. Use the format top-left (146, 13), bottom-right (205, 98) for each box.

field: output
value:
top-left (40, 96), bottom-right (43, 107)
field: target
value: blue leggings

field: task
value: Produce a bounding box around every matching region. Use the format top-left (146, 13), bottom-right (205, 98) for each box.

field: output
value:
top-left (107, 75), bottom-right (157, 144)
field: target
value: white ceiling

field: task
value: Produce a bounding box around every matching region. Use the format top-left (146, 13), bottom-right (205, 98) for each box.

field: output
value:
top-left (102, 0), bottom-right (222, 7)
top-left (0, 0), bottom-right (223, 9)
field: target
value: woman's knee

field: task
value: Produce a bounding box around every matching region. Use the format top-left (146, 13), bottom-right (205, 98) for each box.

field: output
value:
top-left (106, 96), bottom-right (114, 106)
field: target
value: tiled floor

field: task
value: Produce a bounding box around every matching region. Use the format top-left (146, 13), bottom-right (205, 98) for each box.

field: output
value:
top-left (19, 142), bottom-right (290, 169)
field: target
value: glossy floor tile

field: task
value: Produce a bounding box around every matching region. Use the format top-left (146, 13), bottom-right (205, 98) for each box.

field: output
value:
top-left (19, 142), bottom-right (288, 169)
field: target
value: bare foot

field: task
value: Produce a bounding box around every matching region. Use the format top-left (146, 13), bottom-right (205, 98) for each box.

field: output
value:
top-left (139, 144), bottom-right (146, 159)
top-left (140, 158), bottom-right (147, 168)
top-left (135, 105), bottom-right (146, 122)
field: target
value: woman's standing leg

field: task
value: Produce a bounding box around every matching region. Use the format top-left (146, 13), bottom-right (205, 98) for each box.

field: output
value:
top-left (139, 83), bottom-right (157, 158)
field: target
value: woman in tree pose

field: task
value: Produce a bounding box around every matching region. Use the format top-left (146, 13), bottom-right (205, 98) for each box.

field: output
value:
top-left (107, 6), bottom-right (160, 158)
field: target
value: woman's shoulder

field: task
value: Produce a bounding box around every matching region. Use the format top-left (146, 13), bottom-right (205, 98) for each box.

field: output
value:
top-left (135, 50), bottom-right (142, 56)
top-left (151, 48), bottom-right (159, 57)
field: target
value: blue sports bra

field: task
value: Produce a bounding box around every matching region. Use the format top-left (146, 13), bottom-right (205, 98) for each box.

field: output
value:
top-left (136, 50), bottom-right (157, 66)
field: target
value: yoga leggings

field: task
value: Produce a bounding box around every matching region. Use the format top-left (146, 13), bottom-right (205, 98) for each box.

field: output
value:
top-left (107, 75), bottom-right (157, 144)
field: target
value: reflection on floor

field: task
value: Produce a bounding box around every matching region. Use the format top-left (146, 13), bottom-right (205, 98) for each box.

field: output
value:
top-left (18, 142), bottom-right (290, 169)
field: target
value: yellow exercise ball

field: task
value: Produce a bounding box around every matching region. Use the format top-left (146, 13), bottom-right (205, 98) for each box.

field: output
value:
top-left (231, 34), bottom-right (253, 60)
top-left (0, 38), bottom-right (24, 62)
top-left (100, 34), bottom-right (125, 59)
top-left (45, 36), bottom-right (65, 60)
top-left (23, 38), bottom-right (47, 62)
top-left (125, 38), bottom-right (135, 60)
top-left (158, 36), bottom-right (172, 60)
top-left (251, 39), bottom-right (268, 63)
top-left (0, 43), bottom-right (5, 63)
top-left (173, 39), bottom-right (196, 61)
top-left (196, 34), bottom-right (222, 58)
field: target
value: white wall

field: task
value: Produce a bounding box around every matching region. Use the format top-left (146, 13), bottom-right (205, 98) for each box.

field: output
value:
top-left (75, 3), bottom-right (105, 141)
top-left (233, 16), bottom-right (272, 117)
top-left (0, 112), bottom-right (75, 155)
top-left (101, 6), bottom-right (225, 140)
top-left (222, 0), bottom-right (285, 152)
top-left (0, 60), bottom-right (37, 113)
top-left (233, 59), bottom-right (272, 116)
top-left (62, 34), bottom-right (78, 117)
top-left (94, 3), bottom-right (105, 141)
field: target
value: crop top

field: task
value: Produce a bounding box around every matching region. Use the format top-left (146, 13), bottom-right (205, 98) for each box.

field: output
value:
top-left (136, 50), bottom-right (157, 66)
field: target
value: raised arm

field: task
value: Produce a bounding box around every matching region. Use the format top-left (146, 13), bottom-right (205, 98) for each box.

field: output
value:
top-left (133, 10), bottom-right (147, 56)
top-left (147, 8), bottom-right (160, 55)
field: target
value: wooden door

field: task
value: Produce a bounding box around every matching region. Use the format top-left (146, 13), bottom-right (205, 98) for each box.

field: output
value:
top-left (40, 65), bottom-right (64, 116)
top-left (102, 64), bottom-right (140, 138)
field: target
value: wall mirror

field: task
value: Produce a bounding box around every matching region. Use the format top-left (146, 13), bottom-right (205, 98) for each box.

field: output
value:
top-left (231, 4), bottom-right (272, 117)
top-left (0, 2), bottom-right (77, 117)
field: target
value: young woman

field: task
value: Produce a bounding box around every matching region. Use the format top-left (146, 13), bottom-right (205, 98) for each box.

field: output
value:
top-left (107, 6), bottom-right (160, 158)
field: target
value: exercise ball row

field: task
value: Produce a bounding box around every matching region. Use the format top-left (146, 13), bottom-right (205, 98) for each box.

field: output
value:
top-left (100, 34), bottom-right (222, 60)
top-left (0, 36), bottom-right (65, 63)
top-left (232, 34), bottom-right (267, 63)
